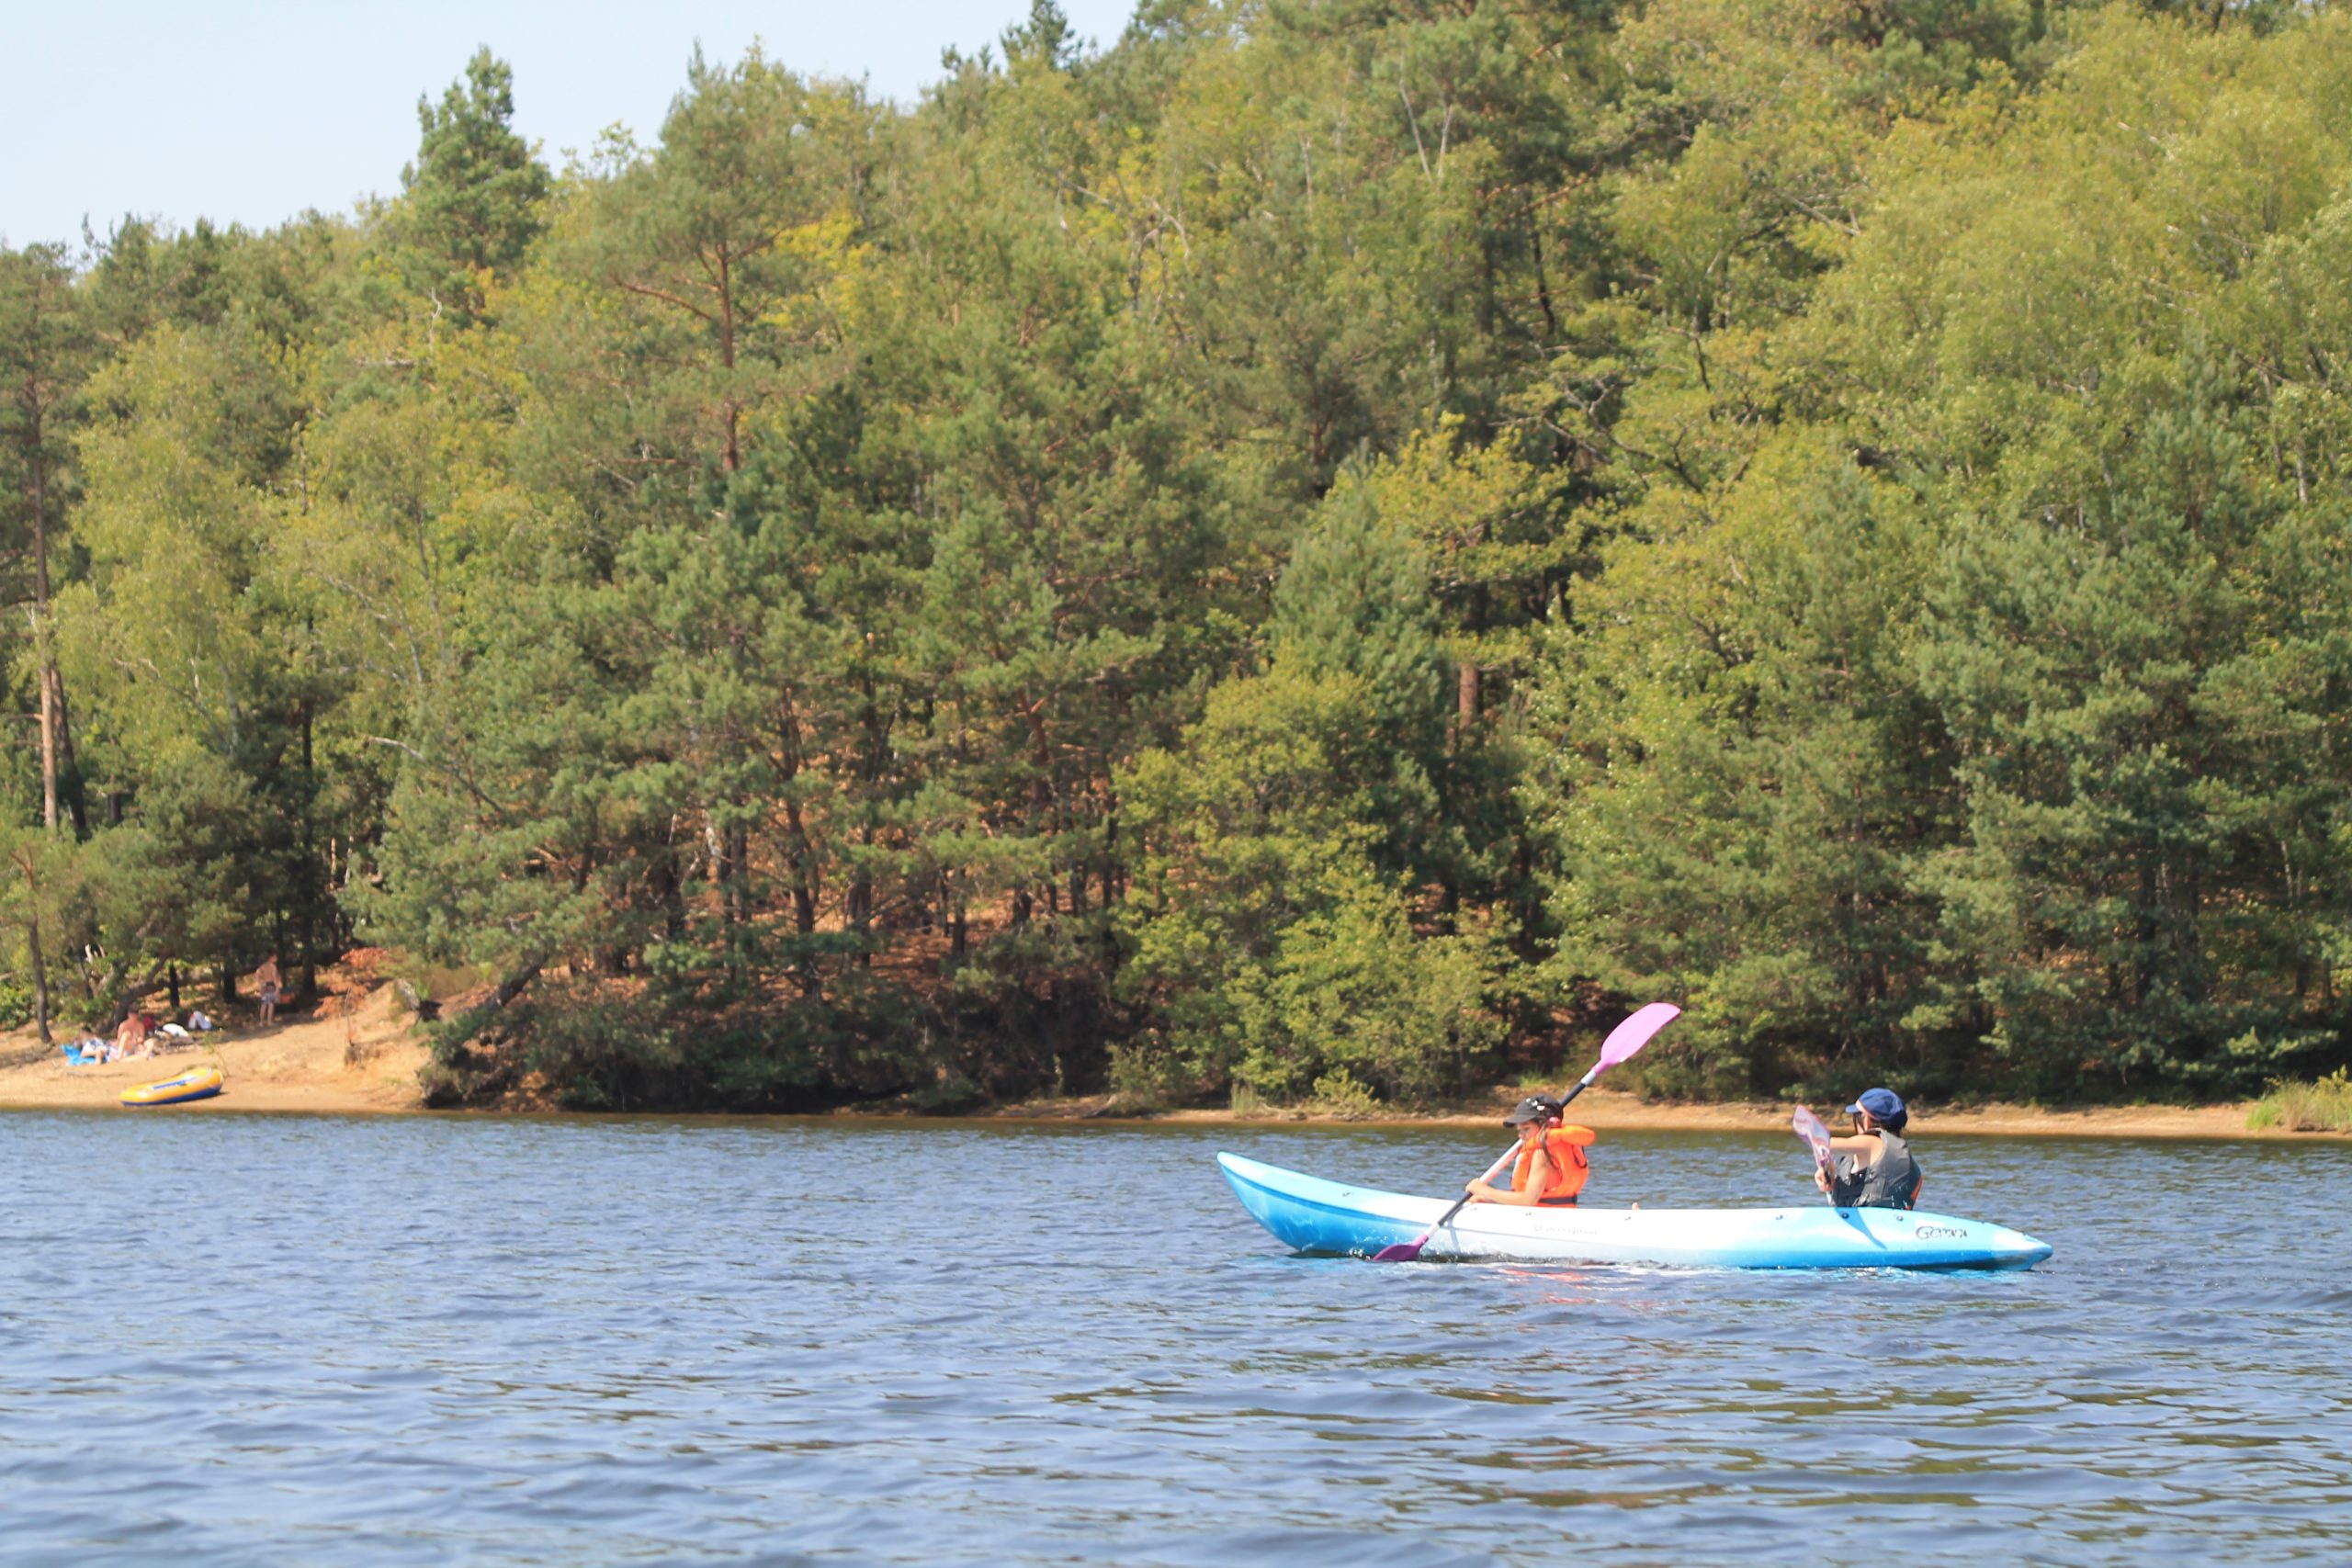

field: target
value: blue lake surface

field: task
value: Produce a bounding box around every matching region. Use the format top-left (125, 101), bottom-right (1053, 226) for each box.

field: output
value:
top-left (3, 1113), bottom-right (2347, 1566)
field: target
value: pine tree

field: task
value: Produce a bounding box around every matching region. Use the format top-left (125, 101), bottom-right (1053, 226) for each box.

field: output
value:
top-left (0, 243), bottom-right (95, 836)
top-left (395, 49), bottom-right (550, 324)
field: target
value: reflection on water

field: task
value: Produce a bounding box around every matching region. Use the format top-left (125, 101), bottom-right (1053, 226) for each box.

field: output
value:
top-left (1, 1113), bottom-right (2346, 1565)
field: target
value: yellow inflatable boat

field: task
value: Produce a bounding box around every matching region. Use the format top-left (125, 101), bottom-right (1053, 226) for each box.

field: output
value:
top-left (119, 1064), bottom-right (224, 1107)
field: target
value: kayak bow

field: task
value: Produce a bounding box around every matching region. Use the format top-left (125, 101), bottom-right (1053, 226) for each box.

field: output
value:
top-left (1218, 1153), bottom-right (2052, 1271)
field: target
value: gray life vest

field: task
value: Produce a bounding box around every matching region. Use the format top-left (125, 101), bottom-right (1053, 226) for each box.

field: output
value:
top-left (1830, 1129), bottom-right (1921, 1209)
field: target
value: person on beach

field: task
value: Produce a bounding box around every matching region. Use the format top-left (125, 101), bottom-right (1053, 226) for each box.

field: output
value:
top-left (1465, 1095), bottom-right (1597, 1208)
top-left (1816, 1087), bottom-right (1922, 1209)
top-left (255, 953), bottom-right (281, 1026)
top-left (113, 1010), bottom-right (155, 1060)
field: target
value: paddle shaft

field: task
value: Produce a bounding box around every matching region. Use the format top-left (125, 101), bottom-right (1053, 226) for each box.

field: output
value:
top-left (1416, 1143), bottom-right (1522, 1243)
top-left (1558, 1065), bottom-right (1604, 1107)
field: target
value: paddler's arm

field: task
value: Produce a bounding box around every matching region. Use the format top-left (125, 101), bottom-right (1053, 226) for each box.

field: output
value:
top-left (1466, 1151), bottom-right (1549, 1207)
top-left (1816, 1138), bottom-right (1877, 1197)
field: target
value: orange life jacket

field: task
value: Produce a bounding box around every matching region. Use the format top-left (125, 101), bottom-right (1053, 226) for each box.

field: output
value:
top-left (1513, 1125), bottom-right (1595, 1205)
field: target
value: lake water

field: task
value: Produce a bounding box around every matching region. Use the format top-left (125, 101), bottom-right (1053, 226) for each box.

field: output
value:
top-left (3, 1113), bottom-right (2347, 1566)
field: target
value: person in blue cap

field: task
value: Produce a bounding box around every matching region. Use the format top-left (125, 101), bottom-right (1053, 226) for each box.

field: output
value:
top-left (1815, 1087), bottom-right (1922, 1209)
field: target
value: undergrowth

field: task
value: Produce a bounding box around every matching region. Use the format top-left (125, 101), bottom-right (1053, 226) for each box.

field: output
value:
top-left (2246, 1068), bottom-right (2352, 1133)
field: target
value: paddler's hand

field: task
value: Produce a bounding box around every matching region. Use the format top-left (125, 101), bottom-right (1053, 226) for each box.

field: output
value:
top-left (1464, 1179), bottom-right (1498, 1203)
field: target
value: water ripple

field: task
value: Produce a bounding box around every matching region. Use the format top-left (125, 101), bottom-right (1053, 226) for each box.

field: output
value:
top-left (2, 1113), bottom-right (2346, 1564)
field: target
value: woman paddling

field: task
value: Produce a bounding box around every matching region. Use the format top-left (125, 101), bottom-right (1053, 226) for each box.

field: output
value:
top-left (1465, 1095), bottom-right (1596, 1208)
top-left (1816, 1087), bottom-right (1922, 1209)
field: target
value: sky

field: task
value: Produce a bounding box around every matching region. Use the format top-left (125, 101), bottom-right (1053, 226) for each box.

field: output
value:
top-left (1, 0), bottom-right (1141, 249)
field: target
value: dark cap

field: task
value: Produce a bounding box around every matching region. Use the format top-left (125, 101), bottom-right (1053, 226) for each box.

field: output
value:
top-left (1846, 1087), bottom-right (1905, 1121)
top-left (1505, 1094), bottom-right (1564, 1126)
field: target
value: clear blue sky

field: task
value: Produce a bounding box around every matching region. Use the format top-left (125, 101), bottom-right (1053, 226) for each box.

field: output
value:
top-left (3, 0), bottom-right (1140, 248)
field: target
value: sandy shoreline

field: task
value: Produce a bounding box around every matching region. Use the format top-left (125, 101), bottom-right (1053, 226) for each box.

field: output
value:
top-left (978, 1089), bottom-right (2311, 1139)
top-left (0, 992), bottom-right (2335, 1138)
top-left (0, 984), bottom-right (432, 1116)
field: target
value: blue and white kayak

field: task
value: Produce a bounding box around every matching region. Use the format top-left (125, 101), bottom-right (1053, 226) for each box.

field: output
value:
top-left (1217, 1153), bottom-right (2052, 1271)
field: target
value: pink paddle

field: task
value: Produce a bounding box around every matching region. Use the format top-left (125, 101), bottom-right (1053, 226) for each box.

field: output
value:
top-left (1371, 1002), bottom-right (1682, 1262)
top-left (1793, 1106), bottom-right (1836, 1198)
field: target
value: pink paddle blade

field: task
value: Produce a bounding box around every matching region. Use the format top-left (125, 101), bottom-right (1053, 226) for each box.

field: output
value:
top-left (1369, 1240), bottom-right (1425, 1262)
top-left (1596, 1002), bottom-right (1681, 1071)
top-left (1792, 1106), bottom-right (1834, 1179)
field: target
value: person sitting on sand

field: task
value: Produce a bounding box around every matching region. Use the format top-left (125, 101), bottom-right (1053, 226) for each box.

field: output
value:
top-left (187, 1010), bottom-right (214, 1032)
top-left (254, 953), bottom-right (281, 1026)
top-left (113, 1011), bottom-right (155, 1060)
top-left (1815, 1087), bottom-right (1923, 1209)
top-left (1465, 1094), bottom-right (1598, 1208)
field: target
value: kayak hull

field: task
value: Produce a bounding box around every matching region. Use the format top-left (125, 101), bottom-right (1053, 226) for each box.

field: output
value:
top-left (119, 1065), bottom-right (225, 1108)
top-left (1217, 1153), bottom-right (2052, 1270)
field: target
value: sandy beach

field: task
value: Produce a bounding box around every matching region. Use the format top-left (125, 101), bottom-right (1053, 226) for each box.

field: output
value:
top-left (0, 982), bottom-right (431, 1115)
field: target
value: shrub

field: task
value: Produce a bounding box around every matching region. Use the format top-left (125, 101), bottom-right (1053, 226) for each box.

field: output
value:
top-left (0, 978), bottom-right (33, 1031)
top-left (1305, 1066), bottom-right (1381, 1119)
top-left (2246, 1068), bottom-right (2352, 1134)
top-left (1107, 1035), bottom-right (1195, 1111)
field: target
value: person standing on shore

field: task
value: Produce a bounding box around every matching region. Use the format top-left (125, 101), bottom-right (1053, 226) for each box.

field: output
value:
top-left (255, 953), bottom-right (281, 1027)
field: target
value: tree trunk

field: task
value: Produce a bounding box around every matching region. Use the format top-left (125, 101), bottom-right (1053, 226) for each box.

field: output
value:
top-left (492, 956), bottom-right (543, 1009)
top-left (28, 908), bottom-right (51, 1043)
top-left (726, 820), bottom-right (750, 931)
top-left (717, 246), bottom-right (742, 473)
top-left (30, 423), bottom-right (62, 834)
top-left (37, 647), bottom-right (59, 835)
top-left (17, 851), bottom-right (52, 1044)
top-left (650, 846), bottom-right (686, 940)
top-left (850, 865), bottom-right (873, 968)
top-left (776, 696), bottom-right (821, 937)
top-left (48, 668), bottom-right (86, 838)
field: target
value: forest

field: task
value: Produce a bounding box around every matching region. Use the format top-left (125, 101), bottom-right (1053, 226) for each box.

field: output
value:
top-left (6, 0), bottom-right (2352, 1111)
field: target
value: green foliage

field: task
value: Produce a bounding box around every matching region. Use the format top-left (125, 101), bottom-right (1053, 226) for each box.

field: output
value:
top-left (16, 3), bottom-right (2352, 1114)
top-left (1118, 661), bottom-right (1506, 1106)
top-left (1525, 6), bottom-right (2352, 1100)
top-left (393, 49), bottom-right (549, 321)
top-left (1273, 484), bottom-right (1448, 740)
top-left (0, 976), bottom-right (31, 1030)
top-left (2246, 1068), bottom-right (2352, 1133)
top-left (1306, 1066), bottom-right (1381, 1119)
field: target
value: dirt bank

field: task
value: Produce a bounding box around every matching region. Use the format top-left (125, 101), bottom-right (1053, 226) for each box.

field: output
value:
top-left (0, 982), bottom-right (430, 1114)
